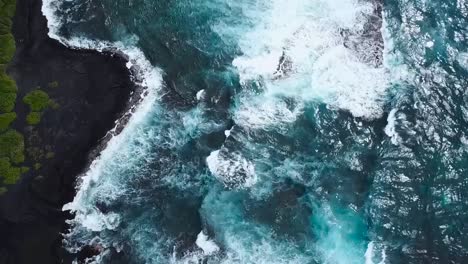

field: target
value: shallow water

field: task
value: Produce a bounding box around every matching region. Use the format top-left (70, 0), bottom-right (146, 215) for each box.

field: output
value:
top-left (42, 0), bottom-right (467, 263)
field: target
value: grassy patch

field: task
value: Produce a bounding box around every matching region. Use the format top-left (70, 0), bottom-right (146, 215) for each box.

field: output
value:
top-left (26, 111), bottom-right (41, 125)
top-left (0, 112), bottom-right (15, 131)
top-left (0, 129), bottom-right (24, 164)
top-left (23, 89), bottom-right (51, 111)
top-left (23, 89), bottom-right (56, 126)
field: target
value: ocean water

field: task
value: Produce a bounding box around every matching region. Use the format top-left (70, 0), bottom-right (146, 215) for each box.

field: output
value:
top-left (41, 0), bottom-right (468, 263)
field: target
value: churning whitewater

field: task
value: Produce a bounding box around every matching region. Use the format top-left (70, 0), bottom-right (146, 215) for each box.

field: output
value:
top-left (43, 0), bottom-right (468, 263)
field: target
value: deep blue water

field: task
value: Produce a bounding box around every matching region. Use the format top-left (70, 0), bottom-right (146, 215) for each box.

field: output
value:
top-left (42, 0), bottom-right (467, 263)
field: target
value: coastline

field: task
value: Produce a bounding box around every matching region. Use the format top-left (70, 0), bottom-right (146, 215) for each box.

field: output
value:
top-left (0, 0), bottom-right (140, 263)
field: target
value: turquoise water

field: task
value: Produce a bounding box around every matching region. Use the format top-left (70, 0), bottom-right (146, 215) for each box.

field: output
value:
top-left (42, 0), bottom-right (467, 263)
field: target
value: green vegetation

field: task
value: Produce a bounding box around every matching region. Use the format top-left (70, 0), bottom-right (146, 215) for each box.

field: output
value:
top-left (0, 158), bottom-right (21, 184)
top-left (49, 100), bottom-right (60, 109)
top-left (0, 0), bottom-right (16, 65)
top-left (0, 15), bottom-right (12, 35)
top-left (21, 166), bottom-right (29, 173)
top-left (0, 129), bottom-right (25, 164)
top-left (0, 112), bottom-right (15, 131)
top-left (33, 162), bottom-right (41, 170)
top-left (0, 91), bottom-right (16, 112)
top-left (0, 66), bottom-right (17, 112)
top-left (26, 111), bottom-right (41, 125)
top-left (45, 151), bottom-right (55, 159)
top-left (0, 0), bottom-right (23, 192)
top-left (23, 89), bottom-right (51, 111)
top-left (48, 81), bottom-right (59, 88)
top-left (0, 68), bottom-right (17, 92)
top-left (23, 89), bottom-right (55, 126)
top-left (0, 33), bottom-right (14, 63)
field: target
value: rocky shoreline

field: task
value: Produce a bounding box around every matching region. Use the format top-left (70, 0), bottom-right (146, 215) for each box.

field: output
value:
top-left (0, 0), bottom-right (137, 263)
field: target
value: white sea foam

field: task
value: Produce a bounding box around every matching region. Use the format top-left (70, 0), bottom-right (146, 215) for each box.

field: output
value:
top-left (457, 52), bottom-right (468, 70)
top-left (224, 126), bottom-right (233, 138)
top-left (234, 96), bottom-right (302, 130)
top-left (182, 106), bottom-right (224, 138)
top-left (381, 11), bottom-right (414, 86)
top-left (385, 109), bottom-right (400, 145)
top-left (41, 0), bottom-right (63, 41)
top-left (365, 241), bottom-right (375, 264)
top-left (206, 150), bottom-right (257, 188)
top-left (196, 231), bottom-right (220, 255)
top-left (196, 89), bottom-right (206, 101)
top-left (226, 0), bottom-right (388, 120)
top-left (365, 241), bottom-right (388, 264)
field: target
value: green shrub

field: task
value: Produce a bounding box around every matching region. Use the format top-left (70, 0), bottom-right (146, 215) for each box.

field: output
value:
top-left (48, 81), bottom-right (59, 88)
top-left (0, 157), bottom-right (10, 174)
top-left (0, 0), bottom-right (20, 189)
top-left (23, 89), bottom-right (51, 111)
top-left (0, 157), bottom-right (21, 185)
top-left (26, 111), bottom-right (41, 125)
top-left (0, 33), bottom-right (15, 64)
top-left (0, 129), bottom-right (24, 164)
top-left (0, 72), bottom-right (17, 93)
top-left (45, 151), bottom-right (55, 159)
top-left (3, 167), bottom-right (20, 184)
top-left (0, 92), bottom-right (16, 112)
top-left (49, 100), bottom-right (59, 109)
top-left (0, 16), bottom-right (12, 34)
top-left (33, 163), bottom-right (41, 170)
top-left (0, 112), bottom-right (15, 131)
top-left (0, 1), bottom-right (17, 20)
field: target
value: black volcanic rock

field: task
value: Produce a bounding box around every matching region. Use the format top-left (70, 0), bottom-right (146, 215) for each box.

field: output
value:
top-left (0, 0), bottom-right (135, 263)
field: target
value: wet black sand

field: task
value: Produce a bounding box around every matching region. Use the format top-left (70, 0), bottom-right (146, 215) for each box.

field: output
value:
top-left (0, 0), bottom-right (135, 263)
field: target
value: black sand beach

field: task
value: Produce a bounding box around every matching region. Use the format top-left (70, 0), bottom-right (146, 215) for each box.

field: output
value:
top-left (0, 0), bottom-right (135, 263)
